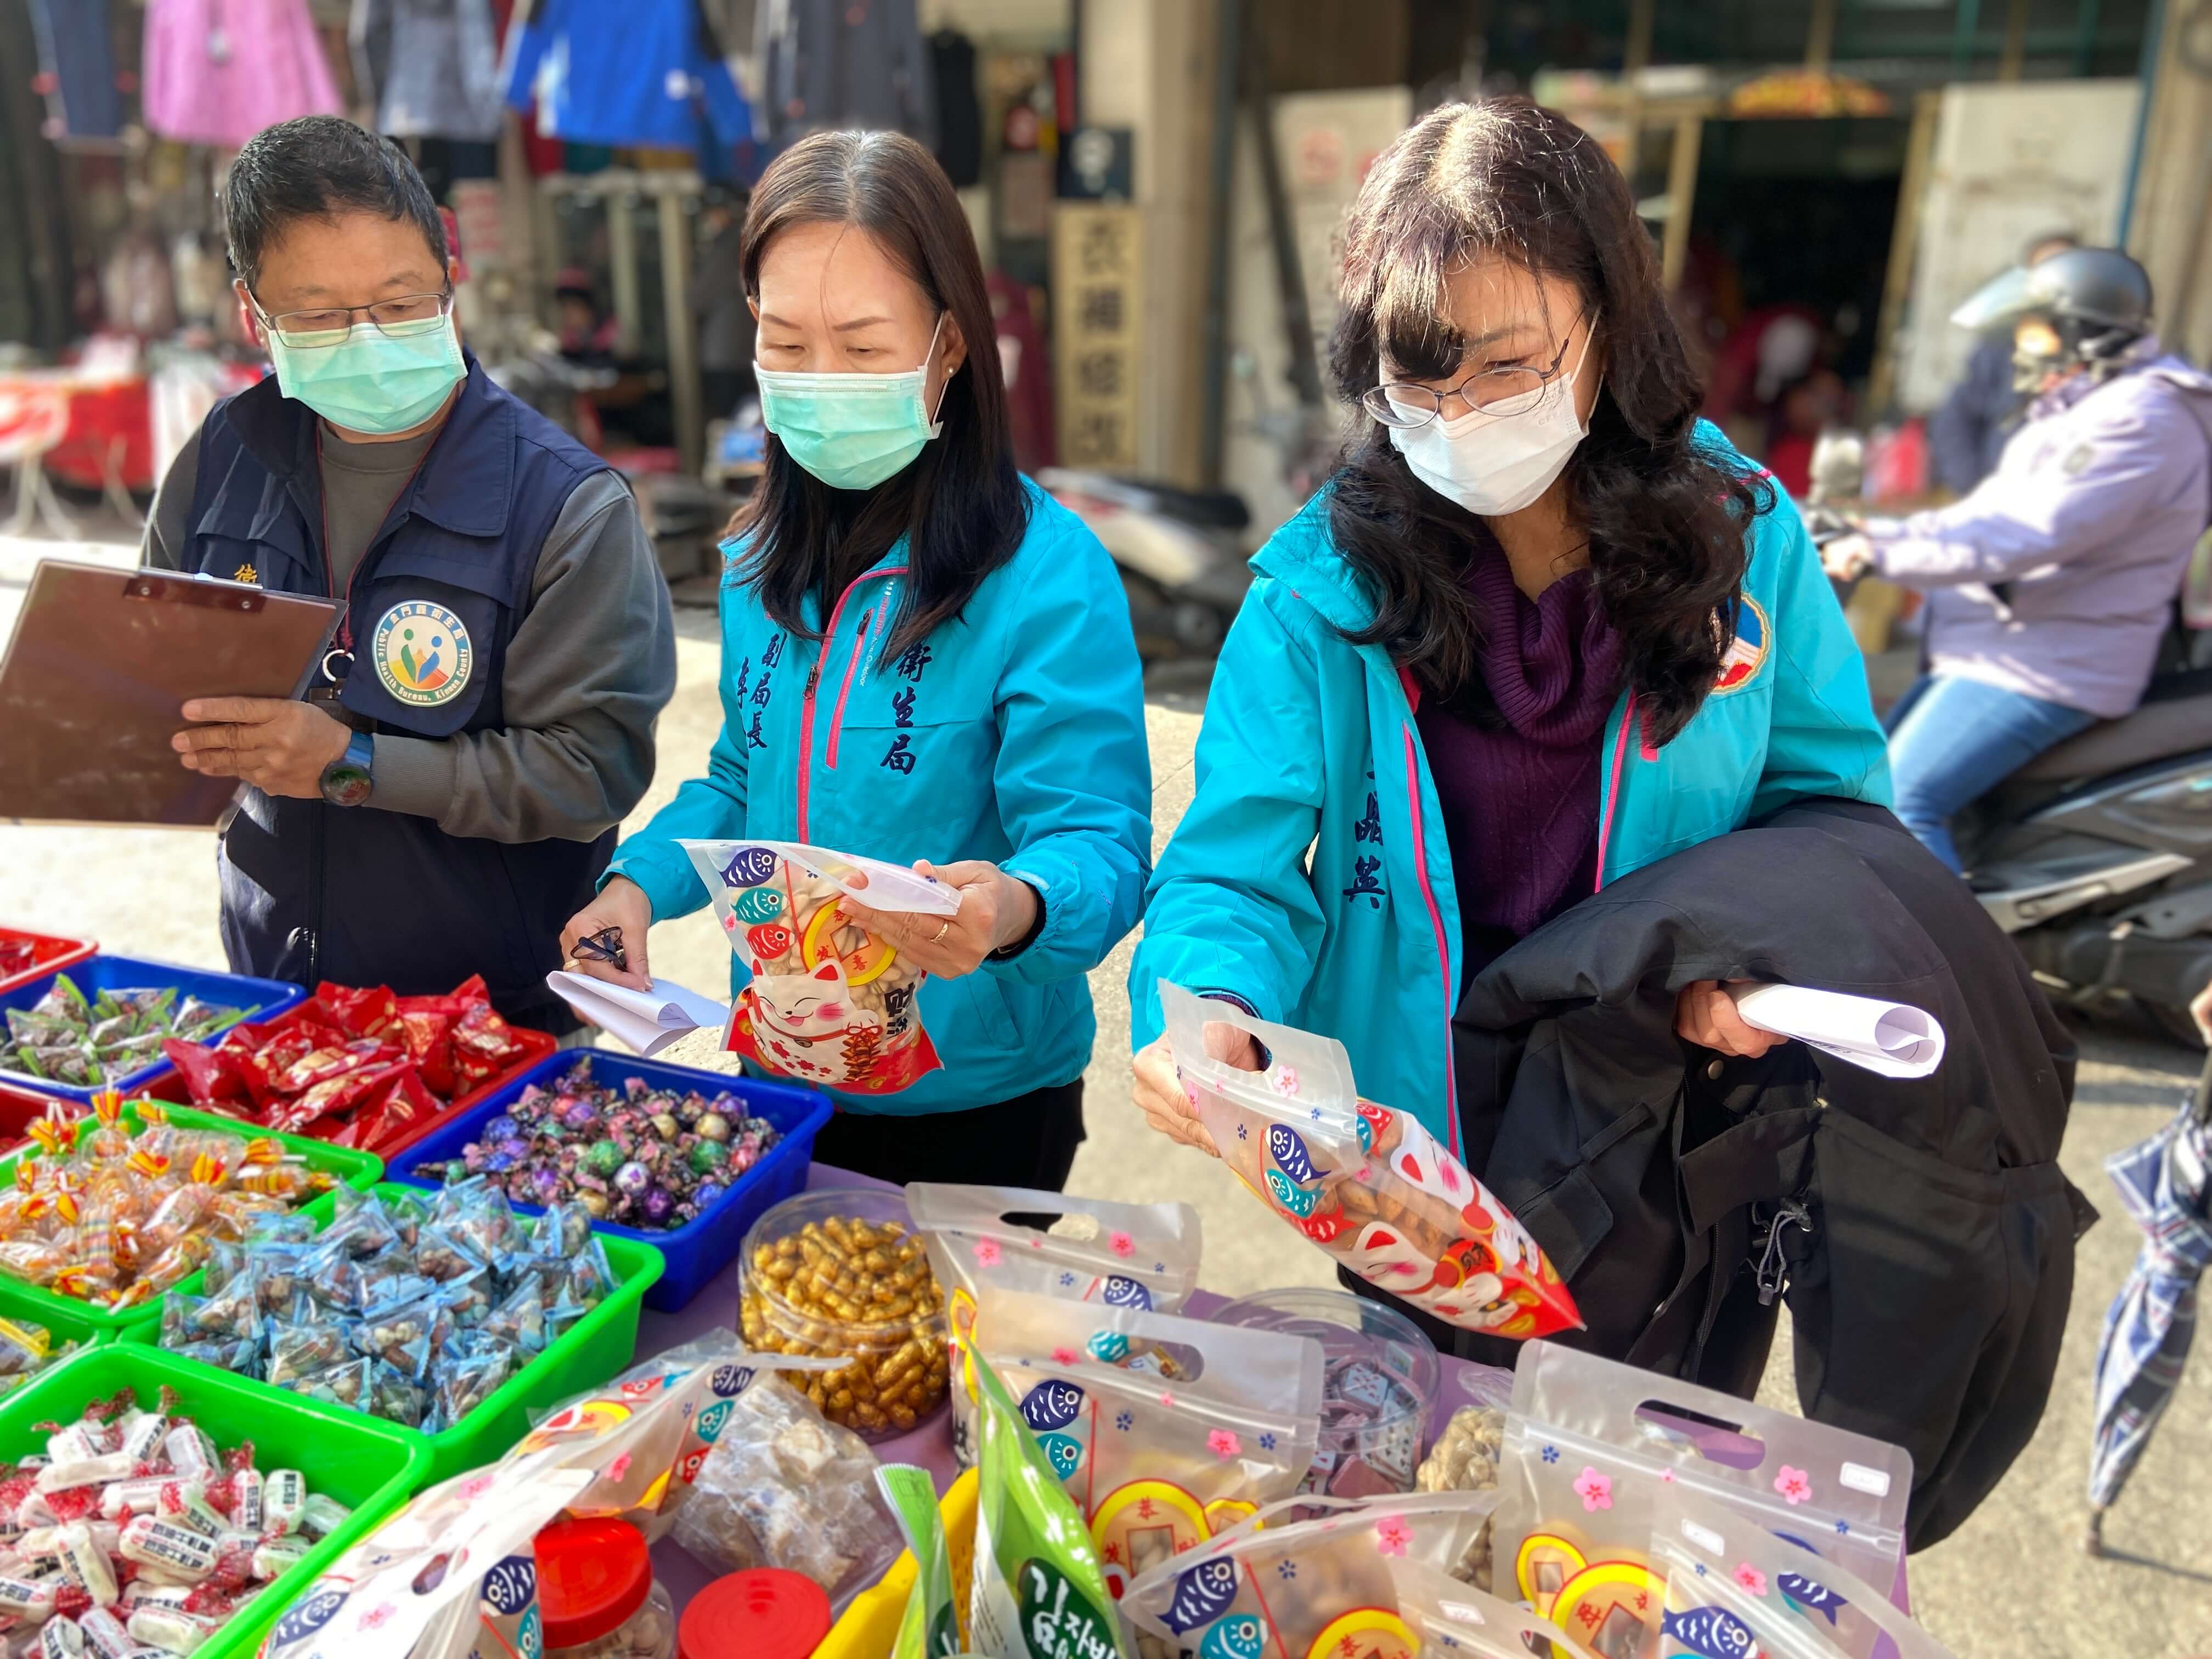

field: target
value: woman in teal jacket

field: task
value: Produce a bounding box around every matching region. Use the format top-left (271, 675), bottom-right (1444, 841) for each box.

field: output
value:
top-left (564, 131), bottom-right (1150, 1189)
top-left (1130, 100), bottom-right (1888, 1162)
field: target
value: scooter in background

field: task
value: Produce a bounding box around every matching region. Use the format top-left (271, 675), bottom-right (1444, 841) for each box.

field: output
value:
top-left (1037, 468), bottom-right (1254, 660)
top-left (1819, 431), bottom-right (2212, 1044)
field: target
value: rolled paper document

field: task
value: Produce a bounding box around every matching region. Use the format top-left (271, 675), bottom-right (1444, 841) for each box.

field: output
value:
top-left (1727, 983), bottom-right (1946, 1079)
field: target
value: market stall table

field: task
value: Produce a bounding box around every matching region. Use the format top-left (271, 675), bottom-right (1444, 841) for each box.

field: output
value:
top-left (639, 1160), bottom-right (1509, 1609)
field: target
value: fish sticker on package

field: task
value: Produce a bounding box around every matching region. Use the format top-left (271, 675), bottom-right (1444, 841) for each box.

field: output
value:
top-left (682, 839), bottom-right (960, 1094)
top-left (1161, 984), bottom-right (1579, 1338)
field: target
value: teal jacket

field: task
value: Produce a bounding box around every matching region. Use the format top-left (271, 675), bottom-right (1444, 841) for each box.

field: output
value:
top-left (610, 480), bottom-right (1153, 1114)
top-left (1129, 438), bottom-right (1891, 1154)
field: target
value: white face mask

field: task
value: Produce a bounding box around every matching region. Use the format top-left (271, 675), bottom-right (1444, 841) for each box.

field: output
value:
top-left (1387, 326), bottom-right (1599, 517)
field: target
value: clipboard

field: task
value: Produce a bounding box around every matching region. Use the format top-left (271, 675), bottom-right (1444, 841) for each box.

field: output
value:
top-left (0, 561), bottom-right (340, 828)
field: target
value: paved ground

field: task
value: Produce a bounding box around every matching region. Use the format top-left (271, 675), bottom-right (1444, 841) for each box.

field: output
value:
top-left (3, 532), bottom-right (2207, 1653)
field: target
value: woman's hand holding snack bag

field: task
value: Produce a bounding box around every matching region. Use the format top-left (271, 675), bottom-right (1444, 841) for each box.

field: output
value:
top-left (840, 858), bottom-right (1040, 979)
top-left (1132, 1017), bottom-right (1262, 1158)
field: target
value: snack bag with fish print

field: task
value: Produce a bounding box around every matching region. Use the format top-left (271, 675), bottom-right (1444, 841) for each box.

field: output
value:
top-left (1648, 1488), bottom-right (1957, 1659)
top-left (910, 1183), bottom-right (1204, 1468)
top-left (681, 839), bottom-right (958, 1093)
top-left (969, 1344), bottom-right (1128, 1659)
top-left (1160, 983), bottom-right (1579, 1338)
top-left (968, 1285), bottom-right (1324, 1607)
top-left (1497, 1342), bottom-right (1911, 1647)
top-left (1121, 1491), bottom-right (1503, 1659)
top-left (1387, 1557), bottom-right (1589, 1659)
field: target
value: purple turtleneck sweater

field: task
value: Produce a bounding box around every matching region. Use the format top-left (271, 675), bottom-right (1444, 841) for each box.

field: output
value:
top-left (1414, 532), bottom-right (1627, 970)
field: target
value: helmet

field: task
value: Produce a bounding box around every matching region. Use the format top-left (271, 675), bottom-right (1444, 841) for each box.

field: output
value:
top-left (1950, 247), bottom-right (2154, 391)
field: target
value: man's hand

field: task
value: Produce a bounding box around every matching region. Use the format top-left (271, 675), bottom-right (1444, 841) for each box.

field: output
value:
top-left (840, 860), bottom-right (1038, 980)
top-left (1819, 532), bottom-right (1877, 582)
top-left (172, 698), bottom-right (351, 799)
top-left (1676, 980), bottom-right (1786, 1059)
top-left (560, 877), bottom-right (654, 993)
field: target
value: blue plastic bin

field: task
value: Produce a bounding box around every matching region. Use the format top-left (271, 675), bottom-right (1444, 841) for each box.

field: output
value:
top-left (0, 954), bottom-right (305, 1103)
top-left (388, 1051), bottom-right (830, 1312)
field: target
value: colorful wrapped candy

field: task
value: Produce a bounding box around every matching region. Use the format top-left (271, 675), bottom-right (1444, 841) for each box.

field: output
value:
top-left (415, 1058), bottom-right (781, 1231)
top-left (0, 1095), bottom-right (335, 1310)
top-left (159, 975), bottom-right (537, 1153)
top-left (0, 1385), bottom-right (351, 1651)
top-left (157, 1183), bottom-right (615, 1435)
top-left (1, 977), bottom-right (242, 1087)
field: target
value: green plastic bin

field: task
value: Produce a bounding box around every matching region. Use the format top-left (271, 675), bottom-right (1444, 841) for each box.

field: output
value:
top-left (126, 1182), bottom-right (664, 1483)
top-left (0, 1102), bottom-right (382, 1335)
top-left (0, 1344), bottom-right (427, 1659)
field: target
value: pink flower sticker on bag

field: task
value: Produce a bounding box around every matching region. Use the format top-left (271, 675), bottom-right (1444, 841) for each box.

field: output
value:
top-left (1052, 1346), bottom-right (1080, 1367)
top-left (1573, 1467), bottom-right (1613, 1512)
top-left (1374, 1516), bottom-right (1412, 1556)
top-left (1735, 1565), bottom-right (1768, 1595)
top-left (1774, 1464), bottom-right (1813, 1505)
top-left (974, 1238), bottom-right (1002, 1267)
top-left (1269, 1065), bottom-right (1301, 1096)
top-left (1109, 1231), bottom-right (1135, 1258)
top-left (1208, 1429), bottom-right (1242, 1459)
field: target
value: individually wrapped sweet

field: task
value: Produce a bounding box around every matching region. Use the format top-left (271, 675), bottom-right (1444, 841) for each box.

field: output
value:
top-left (266, 1317), bottom-right (352, 1387)
top-left (427, 1181), bottom-right (517, 1269)
top-left (1163, 983), bottom-right (1582, 1339)
top-left (480, 1281), bottom-right (548, 1356)
top-left (413, 1227), bottom-right (485, 1286)
top-left (357, 1252), bottom-right (438, 1321)
top-left (426, 1341), bottom-right (513, 1434)
top-left (318, 1187), bottom-right (402, 1260)
top-left (278, 1357), bottom-right (373, 1410)
top-left (368, 1362), bottom-right (428, 1429)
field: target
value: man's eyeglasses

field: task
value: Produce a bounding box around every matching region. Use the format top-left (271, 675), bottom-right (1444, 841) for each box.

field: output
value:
top-left (251, 289), bottom-right (454, 349)
top-left (1361, 317), bottom-right (1588, 428)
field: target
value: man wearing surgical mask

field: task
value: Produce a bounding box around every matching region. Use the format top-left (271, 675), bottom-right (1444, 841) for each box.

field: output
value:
top-left (142, 116), bottom-right (676, 1036)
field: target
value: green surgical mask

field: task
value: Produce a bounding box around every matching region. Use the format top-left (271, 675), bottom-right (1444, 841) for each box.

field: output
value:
top-left (756, 315), bottom-right (947, 490)
top-left (264, 315), bottom-right (466, 436)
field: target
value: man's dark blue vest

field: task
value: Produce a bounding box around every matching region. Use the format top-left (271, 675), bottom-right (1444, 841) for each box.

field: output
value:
top-left (178, 357), bottom-right (614, 1031)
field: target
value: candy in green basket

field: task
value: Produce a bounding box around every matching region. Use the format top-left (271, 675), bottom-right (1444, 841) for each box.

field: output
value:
top-left (879, 1464), bottom-right (960, 1659)
top-left (968, 1355), bottom-right (1125, 1659)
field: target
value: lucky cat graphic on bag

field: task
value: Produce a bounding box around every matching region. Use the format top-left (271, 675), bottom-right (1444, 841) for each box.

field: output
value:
top-left (685, 839), bottom-right (948, 1093)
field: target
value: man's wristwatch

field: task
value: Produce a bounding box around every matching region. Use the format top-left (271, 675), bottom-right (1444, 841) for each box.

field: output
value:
top-left (319, 732), bottom-right (375, 808)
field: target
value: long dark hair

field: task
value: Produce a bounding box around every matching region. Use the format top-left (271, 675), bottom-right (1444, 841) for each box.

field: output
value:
top-left (1328, 99), bottom-right (1770, 744)
top-left (729, 131), bottom-right (1028, 659)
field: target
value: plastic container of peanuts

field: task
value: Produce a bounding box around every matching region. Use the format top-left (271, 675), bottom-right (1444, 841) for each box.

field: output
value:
top-left (737, 1188), bottom-right (950, 1442)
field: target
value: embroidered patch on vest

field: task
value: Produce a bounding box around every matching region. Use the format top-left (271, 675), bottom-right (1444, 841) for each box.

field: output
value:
top-left (230, 563), bottom-right (258, 585)
top-left (371, 600), bottom-right (473, 707)
top-left (1712, 594), bottom-right (1769, 694)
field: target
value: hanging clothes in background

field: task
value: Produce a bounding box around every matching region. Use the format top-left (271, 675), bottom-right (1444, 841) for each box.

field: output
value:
top-left (757, 0), bottom-right (933, 153)
top-left (504, 0), bottom-right (751, 157)
top-left (142, 0), bottom-right (343, 148)
top-left (28, 0), bottom-right (122, 144)
top-left (351, 0), bottom-right (506, 141)
top-left (929, 29), bottom-right (980, 187)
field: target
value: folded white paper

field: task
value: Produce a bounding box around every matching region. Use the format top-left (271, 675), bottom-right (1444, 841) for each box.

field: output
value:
top-left (545, 972), bottom-right (731, 1058)
top-left (1728, 983), bottom-right (1946, 1079)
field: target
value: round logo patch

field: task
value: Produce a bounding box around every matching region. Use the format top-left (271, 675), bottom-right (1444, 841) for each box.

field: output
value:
top-left (371, 600), bottom-right (473, 707)
top-left (1713, 594), bottom-right (1770, 695)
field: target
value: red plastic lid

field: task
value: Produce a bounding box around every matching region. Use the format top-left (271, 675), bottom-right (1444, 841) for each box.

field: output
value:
top-left (535, 1517), bottom-right (653, 1651)
top-left (678, 1569), bottom-right (831, 1659)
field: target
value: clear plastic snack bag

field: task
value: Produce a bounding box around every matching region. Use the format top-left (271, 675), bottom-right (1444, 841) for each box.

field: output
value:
top-left (910, 1183), bottom-right (1204, 1466)
top-left (1160, 983), bottom-right (1579, 1338)
top-left (1649, 1488), bottom-right (1956, 1659)
top-left (1121, 1491), bottom-right (1502, 1659)
top-left (668, 1367), bottom-right (905, 1614)
top-left (681, 838), bottom-right (960, 1094)
top-left (968, 1347), bottom-right (1127, 1659)
top-left (1496, 1341), bottom-right (1911, 1639)
top-left (968, 1284), bottom-right (1324, 1602)
top-left (1388, 1556), bottom-right (1587, 1659)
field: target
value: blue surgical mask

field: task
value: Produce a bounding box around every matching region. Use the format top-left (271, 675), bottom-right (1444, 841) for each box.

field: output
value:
top-left (755, 315), bottom-right (947, 490)
top-left (264, 315), bottom-right (466, 436)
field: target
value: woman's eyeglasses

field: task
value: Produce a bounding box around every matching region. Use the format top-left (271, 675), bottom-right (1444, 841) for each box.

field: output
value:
top-left (251, 290), bottom-right (454, 349)
top-left (1361, 320), bottom-right (1585, 428)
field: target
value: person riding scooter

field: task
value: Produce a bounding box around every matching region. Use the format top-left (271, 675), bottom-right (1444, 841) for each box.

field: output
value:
top-left (1824, 248), bottom-right (2212, 873)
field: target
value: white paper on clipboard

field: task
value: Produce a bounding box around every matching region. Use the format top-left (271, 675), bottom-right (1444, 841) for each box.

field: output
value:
top-left (0, 561), bottom-right (339, 828)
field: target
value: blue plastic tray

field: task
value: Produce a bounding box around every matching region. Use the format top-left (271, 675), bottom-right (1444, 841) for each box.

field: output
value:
top-left (388, 1051), bottom-right (831, 1312)
top-left (0, 955), bottom-right (306, 1104)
